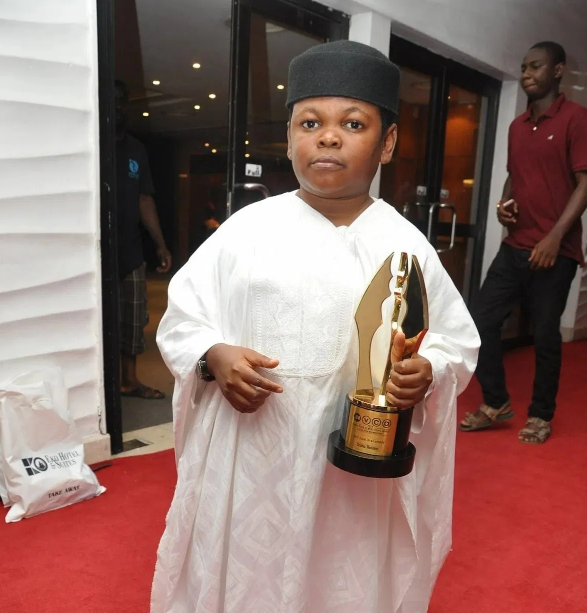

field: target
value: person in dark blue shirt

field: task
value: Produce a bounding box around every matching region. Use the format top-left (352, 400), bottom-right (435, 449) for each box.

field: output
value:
top-left (115, 80), bottom-right (171, 399)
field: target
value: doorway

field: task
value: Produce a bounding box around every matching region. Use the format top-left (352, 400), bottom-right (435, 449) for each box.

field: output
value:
top-left (226, 0), bottom-right (347, 214)
top-left (379, 36), bottom-right (501, 305)
top-left (99, 0), bottom-right (348, 453)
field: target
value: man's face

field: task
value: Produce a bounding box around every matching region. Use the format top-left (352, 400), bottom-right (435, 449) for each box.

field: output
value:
top-left (115, 84), bottom-right (128, 131)
top-left (521, 47), bottom-right (564, 100)
top-left (287, 97), bottom-right (397, 200)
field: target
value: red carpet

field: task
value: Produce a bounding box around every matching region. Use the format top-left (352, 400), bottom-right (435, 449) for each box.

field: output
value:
top-left (1, 342), bottom-right (586, 612)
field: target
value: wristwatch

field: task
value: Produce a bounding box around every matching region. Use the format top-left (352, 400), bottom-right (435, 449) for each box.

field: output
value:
top-left (196, 354), bottom-right (215, 382)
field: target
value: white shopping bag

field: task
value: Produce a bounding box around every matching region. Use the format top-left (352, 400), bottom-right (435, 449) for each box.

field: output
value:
top-left (0, 369), bottom-right (105, 522)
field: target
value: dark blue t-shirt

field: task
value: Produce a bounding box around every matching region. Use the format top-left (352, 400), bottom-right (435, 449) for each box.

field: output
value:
top-left (116, 134), bottom-right (154, 278)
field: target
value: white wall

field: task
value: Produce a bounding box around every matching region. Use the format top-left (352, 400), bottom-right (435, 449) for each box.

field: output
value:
top-left (0, 0), bottom-right (109, 462)
top-left (348, 11), bottom-right (392, 198)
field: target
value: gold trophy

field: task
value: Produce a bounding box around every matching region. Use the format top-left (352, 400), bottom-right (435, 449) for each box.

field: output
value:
top-left (327, 252), bottom-right (429, 478)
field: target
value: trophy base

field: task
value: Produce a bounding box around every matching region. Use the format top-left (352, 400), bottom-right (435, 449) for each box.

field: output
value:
top-left (327, 430), bottom-right (416, 479)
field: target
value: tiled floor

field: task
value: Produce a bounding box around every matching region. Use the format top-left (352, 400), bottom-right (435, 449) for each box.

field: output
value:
top-left (136, 278), bottom-right (175, 400)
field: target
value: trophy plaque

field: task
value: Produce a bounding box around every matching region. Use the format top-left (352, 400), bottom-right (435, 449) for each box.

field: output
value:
top-left (327, 252), bottom-right (429, 478)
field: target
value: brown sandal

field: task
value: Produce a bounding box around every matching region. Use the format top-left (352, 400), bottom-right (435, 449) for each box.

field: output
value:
top-left (518, 417), bottom-right (551, 444)
top-left (459, 402), bottom-right (514, 432)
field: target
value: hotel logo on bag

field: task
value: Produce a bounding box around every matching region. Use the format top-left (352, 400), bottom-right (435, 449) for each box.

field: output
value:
top-left (22, 457), bottom-right (49, 476)
top-left (21, 451), bottom-right (81, 477)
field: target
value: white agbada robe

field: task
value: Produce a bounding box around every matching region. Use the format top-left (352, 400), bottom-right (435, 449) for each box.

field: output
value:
top-left (151, 192), bottom-right (479, 613)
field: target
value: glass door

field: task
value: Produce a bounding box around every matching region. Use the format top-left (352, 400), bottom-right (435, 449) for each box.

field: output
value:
top-left (380, 66), bottom-right (433, 223)
top-left (380, 36), bottom-right (501, 305)
top-left (380, 38), bottom-right (444, 230)
top-left (436, 65), bottom-right (498, 300)
top-left (99, 0), bottom-right (347, 451)
top-left (227, 0), bottom-right (348, 216)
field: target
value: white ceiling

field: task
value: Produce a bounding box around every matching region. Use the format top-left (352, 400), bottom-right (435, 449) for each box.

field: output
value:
top-left (120, 0), bottom-right (320, 141)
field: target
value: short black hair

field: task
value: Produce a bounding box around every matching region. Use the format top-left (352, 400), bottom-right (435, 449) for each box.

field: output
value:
top-left (380, 108), bottom-right (397, 135)
top-left (531, 41), bottom-right (566, 66)
top-left (288, 106), bottom-right (397, 136)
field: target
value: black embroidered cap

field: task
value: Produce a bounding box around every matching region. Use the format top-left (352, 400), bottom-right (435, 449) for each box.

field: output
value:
top-left (286, 40), bottom-right (400, 114)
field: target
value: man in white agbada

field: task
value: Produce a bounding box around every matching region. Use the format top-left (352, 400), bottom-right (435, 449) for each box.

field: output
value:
top-left (152, 41), bottom-right (479, 613)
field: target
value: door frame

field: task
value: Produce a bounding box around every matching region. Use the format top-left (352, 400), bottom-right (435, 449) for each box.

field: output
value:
top-left (389, 36), bottom-right (501, 305)
top-left (97, 0), bottom-right (123, 454)
top-left (227, 0), bottom-right (349, 217)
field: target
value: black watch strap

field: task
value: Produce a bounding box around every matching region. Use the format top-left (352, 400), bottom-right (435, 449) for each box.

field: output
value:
top-left (197, 354), bottom-right (215, 382)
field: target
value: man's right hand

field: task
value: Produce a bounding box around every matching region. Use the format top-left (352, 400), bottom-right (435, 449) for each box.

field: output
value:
top-left (206, 344), bottom-right (283, 413)
top-left (497, 199), bottom-right (518, 226)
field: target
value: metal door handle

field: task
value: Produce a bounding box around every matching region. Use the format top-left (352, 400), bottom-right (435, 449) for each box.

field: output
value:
top-left (403, 200), bottom-right (430, 218)
top-left (235, 183), bottom-right (271, 199)
top-left (428, 202), bottom-right (457, 252)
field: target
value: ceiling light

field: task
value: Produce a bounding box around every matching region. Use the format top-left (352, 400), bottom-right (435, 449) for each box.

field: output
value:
top-left (194, 104), bottom-right (201, 110)
top-left (209, 93), bottom-right (216, 99)
top-left (245, 140), bottom-right (249, 145)
top-left (142, 112), bottom-right (150, 117)
top-left (152, 80), bottom-right (161, 85)
top-left (204, 143), bottom-right (210, 147)
top-left (277, 84), bottom-right (285, 90)
top-left (245, 153), bottom-right (250, 158)
top-left (193, 63), bottom-right (201, 69)
top-left (211, 148), bottom-right (217, 153)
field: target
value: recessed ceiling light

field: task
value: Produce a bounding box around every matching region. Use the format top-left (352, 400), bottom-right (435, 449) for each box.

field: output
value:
top-left (193, 63), bottom-right (201, 69)
top-left (209, 93), bottom-right (216, 99)
top-left (142, 112), bottom-right (149, 117)
top-left (211, 148), bottom-right (217, 153)
top-left (152, 80), bottom-right (161, 85)
top-left (194, 104), bottom-right (201, 110)
top-left (245, 153), bottom-right (250, 158)
top-left (277, 84), bottom-right (285, 90)
top-left (245, 140), bottom-right (249, 145)
top-left (204, 143), bottom-right (210, 147)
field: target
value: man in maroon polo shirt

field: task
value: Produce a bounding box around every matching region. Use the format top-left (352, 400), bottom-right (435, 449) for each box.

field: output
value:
top-left (460, 41), bottom-right (587, 443)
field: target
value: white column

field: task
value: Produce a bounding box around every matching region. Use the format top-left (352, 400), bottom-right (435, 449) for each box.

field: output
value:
top-left (481, 80), bottom-right (524, 280)
top-left (348, 11), bottom-right (392, 199)
top-left (560, 210), bottom-right (587, 341)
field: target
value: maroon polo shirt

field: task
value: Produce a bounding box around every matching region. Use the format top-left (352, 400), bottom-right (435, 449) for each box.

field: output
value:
top-left (505, 94), bottom-right (587, 264)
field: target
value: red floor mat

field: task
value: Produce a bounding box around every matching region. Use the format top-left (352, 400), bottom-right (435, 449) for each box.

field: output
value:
top-left (2, 342), bottom-right (586, 612)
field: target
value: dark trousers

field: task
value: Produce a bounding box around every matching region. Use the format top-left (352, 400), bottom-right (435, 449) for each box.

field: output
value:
top-left (474, 243), bottom-right (577, 421)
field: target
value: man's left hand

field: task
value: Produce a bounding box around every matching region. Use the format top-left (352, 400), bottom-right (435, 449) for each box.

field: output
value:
top-left (156, 247), bottom-right (172, 273)
top-left (529, 233), bottom-right (560, 270)
top-left (385, 332), bottom-right (433, 409)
